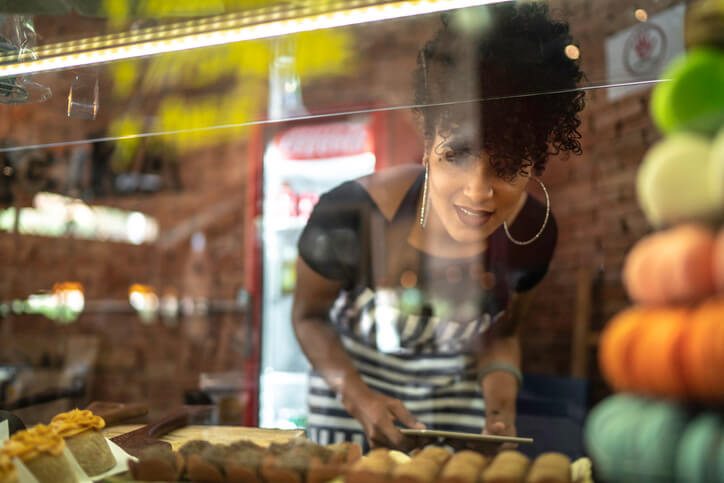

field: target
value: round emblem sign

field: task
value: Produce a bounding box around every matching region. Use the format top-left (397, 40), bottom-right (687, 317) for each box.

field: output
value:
top-left (624, 23), bottom-right (668, 76)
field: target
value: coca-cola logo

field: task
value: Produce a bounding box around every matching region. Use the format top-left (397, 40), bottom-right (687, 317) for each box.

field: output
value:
top-left (624, 23), bottom-right (667, 76)
top-left (275, 123), bottom-right (372, 159)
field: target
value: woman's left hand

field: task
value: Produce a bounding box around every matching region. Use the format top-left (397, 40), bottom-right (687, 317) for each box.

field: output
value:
top-left (441, 413), bottom-right (517, 455)
top-left (483, 413), bottom-right (518, 451)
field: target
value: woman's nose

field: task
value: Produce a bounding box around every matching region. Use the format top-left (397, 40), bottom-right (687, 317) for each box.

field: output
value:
top-left (463, 167), bottom-right (494, 202)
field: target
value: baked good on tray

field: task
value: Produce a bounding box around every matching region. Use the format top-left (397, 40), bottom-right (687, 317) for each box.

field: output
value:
top-left (128, 445), bottom-right (185, 482)
top-left (50, 408), bottom-right (117, 476)
top-left (0, 424), bottom-right (75, 483)
top-left (438, 450), bottom-right (489, 483)
top-left (481, 450), bottom-right (531, 483)
top-left (0, 453), bottom-right (17, 483)
top-left (525, 452), bottom-right (571, 483)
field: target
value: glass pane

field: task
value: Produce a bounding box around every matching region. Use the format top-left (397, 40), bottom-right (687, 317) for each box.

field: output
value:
top-left (1, 0), bottom-right (722, 480)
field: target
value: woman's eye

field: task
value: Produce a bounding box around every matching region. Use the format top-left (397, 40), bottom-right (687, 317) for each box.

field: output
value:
top-left (443, 149), bottom-right (472, 162)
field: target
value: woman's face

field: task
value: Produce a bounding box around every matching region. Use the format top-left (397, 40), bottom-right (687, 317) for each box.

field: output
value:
top-left (426, 127), bottom-right (530, 244)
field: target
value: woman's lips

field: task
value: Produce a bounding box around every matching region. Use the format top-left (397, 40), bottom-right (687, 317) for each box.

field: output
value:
top-left (454, 205), bottom-right (495, 227)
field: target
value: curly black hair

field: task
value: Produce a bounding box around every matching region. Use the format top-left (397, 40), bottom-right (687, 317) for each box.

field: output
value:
top-left (414, 2), bottom-right (585, 179)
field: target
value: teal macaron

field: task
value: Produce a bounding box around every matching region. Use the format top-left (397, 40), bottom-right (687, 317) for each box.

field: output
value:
top-left (676, 412), bottom-right (722, 483)
top-left (584, 394), bottom-right (649, 483)
top-left (632, 399), bottom-right (689, 483)
top-left (717, 429), bottom-right (724, 482)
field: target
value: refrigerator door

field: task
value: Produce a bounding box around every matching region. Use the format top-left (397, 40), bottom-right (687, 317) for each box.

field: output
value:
top-left (259, 119), bottom-right (376, 429)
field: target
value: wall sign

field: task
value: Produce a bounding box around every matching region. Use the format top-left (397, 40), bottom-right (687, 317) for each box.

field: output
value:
top-left (605, 3), bottom-right (685, 101)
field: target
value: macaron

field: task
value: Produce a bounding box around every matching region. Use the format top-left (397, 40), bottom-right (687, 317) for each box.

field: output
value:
top-left (584, 394), bottom-right (648, 482)
top-left (632, 399), bottom-right (689, 483)
top-left (717, 429), bottom-right (724, 482)
top-left (675, 412), bottom-right (722, 483)
top-left (629, 308), bottom-right (689, 399)
top-left (679, 298), bottom-right (724, 401)
top-left (684, 0), bottom-right (724, 50)
top-left (716, 229), bottom-right (724, 292)
top-left (623, 226), bottom-right (717, 305)
top-left (709, 128), bottom-right (724, 218)
top-left (622, 232), bottom-right (668, 304)
top-left (650, 48), bottom-right (724, 136)
top-left (664, 225), bottom-right (717, 304)
top-left (599, 307), bottom-right (652, 391)
top-left (637, 134), bottom-right (716, 227)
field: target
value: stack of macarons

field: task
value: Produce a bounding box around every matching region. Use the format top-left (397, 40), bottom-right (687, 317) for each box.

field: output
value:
top-left (584, 394), bottom-right (724, 483)
top-left (586, 2), bottom-right (724, 480)
top-left (637, 0), bottom-right (724, 228)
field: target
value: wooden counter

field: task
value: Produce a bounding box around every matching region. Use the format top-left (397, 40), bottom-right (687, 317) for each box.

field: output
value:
top-left (102, 425), bottom-right (305, 450)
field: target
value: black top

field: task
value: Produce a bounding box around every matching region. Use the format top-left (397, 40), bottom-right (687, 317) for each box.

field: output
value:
top-left (298, 174), bottom-right (557, 322)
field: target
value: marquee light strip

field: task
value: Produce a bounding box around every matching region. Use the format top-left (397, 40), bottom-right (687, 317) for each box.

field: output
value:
top-left (0, 0), bottom-right (506, 78)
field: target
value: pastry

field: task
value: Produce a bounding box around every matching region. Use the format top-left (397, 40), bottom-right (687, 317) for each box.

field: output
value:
top-left (128, 445), bottom-right (184, 482)
top-left (525, 452), bottom-right (571, 483)
top-left (716, 227), bottom-right (724, 293)
top-left (676, 413), bottom-right (722, 483)
top-left (633, 400), bottom-right (688, 483)
top-left (0, 454), bottom-right (17, 483)
top-left (226, 440), bottom-right (266, 483)
top-left (598, 307), bottom-right (651, 391)
top-left (622, 225), bottom-right (717, 304)
top-left (438, 450), bottom-right (489, 483)
top-left (481, 450), bottom-right (531, 483)
top-left (327, 441), bottom-right (363, 465)
top-left (308, 442), bottom-right (361, 483)
top-left (637, 133), bottom-right (718, 226)
top-left (347, 448), bottom-right (397, 483)
top-left (680, 298), bottom-right (724, 401)
top-left (415, 446), bottom-right (452, 466)
top-left (391, 446), bottom-right (451, 483)
top-left (0, 424), bottom-right (75, 483)
top-left (50, 408), bottom-right (116, 476)
top-left (685, 0), bottom-right (724, 50)
top-left (584, 395), bottom-right (643, 482)
top-left (650, 48), bottom-right (724, 136)
top-left (709, 129), bottom-right (724, 220)
top-left (629, 308), bottom-right (689, 398)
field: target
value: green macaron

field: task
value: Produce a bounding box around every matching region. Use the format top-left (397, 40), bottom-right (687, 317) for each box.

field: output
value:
top-left (651, 48), bottom-right (724, 136)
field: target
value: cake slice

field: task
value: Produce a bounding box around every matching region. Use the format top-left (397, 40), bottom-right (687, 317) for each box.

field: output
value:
top-left (50, 409), bottom-right (116, 476)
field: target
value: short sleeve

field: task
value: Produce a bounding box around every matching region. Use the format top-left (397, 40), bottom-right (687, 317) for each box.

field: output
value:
top-left (297, 181), bottom-right (372, 286)
top-left (503, 196), bottom-right (558, 293)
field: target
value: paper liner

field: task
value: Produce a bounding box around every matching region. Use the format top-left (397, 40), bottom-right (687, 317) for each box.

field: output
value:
top-left (9, 438), bottom-right (137, 483)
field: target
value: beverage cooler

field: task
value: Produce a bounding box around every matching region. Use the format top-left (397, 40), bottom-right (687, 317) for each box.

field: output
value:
top-left (242, 111), bottom-right (423, 429)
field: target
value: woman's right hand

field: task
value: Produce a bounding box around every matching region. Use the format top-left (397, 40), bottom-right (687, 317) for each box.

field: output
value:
top-left (341, 384), bottom-right (425, 450)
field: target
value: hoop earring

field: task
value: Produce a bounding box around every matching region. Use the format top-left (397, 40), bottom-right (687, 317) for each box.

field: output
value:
top-left (419, 159), bottom-right (430, 228)
top-left (503, 177), bottom-right (550, 246)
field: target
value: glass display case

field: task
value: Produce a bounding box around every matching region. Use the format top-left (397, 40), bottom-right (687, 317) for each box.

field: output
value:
top-left (0, 0), bottom-right (722, 481)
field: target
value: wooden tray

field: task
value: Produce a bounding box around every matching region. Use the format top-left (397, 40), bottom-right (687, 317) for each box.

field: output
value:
top-left (103, 424), bottom-right (305, 450)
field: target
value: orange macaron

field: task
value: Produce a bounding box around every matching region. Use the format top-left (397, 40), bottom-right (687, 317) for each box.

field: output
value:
top-left (599, 307), bottom-right (653, 392)
top-left (629, 308), bottom-right (690, 399)
top-left (623, 225), bottom-right (717, 305)
top-left (679, 298), bottom-right (724, 402)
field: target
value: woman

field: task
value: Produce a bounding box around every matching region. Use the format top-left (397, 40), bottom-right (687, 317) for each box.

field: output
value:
top-left (292, 2), bottom-right (585, 451)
